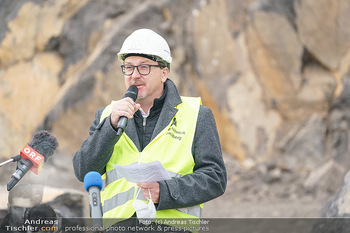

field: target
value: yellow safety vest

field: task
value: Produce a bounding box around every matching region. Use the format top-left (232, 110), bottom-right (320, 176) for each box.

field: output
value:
top-left (99, 96), bottom-right (203, 227)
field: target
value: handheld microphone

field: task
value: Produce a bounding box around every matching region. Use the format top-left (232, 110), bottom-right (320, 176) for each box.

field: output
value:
top-left (7, 130), bottom-right (59, 191)
top-left (116, 85), bottom-right (138, 136)
top-left (84, 171), bottom-right (103, 228)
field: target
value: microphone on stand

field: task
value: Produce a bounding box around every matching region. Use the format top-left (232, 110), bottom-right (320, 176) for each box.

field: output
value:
top-left (7, 130), bottom-right (59, 191)
top-left (0, 155), bottom-right (21, 167)
top-left (84, 171), bottom-right (103, 228)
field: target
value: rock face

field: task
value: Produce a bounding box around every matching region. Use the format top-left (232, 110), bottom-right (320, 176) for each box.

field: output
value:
top-left (2, 0), bottom-right (350, 212)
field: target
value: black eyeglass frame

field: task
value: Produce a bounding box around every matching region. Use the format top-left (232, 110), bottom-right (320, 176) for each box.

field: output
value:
top-left (120, 64), bottom-right (165, 76)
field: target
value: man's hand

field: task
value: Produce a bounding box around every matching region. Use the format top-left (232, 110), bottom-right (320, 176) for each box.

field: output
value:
top-left (110, 98), bottom-right (141, 128)
top-left (137, 182), bottom-right (160, 203)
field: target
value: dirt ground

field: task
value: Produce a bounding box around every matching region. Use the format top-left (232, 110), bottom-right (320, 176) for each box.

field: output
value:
top-left (0, 152), bottom-right (334, 218)
top-left (202, 155), bottom-right (331, 218)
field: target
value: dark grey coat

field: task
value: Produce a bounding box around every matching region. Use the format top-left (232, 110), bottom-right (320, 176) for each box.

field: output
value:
top-left (73, 79), bottom-right (227, 211)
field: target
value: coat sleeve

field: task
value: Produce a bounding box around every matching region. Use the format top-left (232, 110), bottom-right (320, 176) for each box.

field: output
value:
top-left (72, 107), bottom-right (120, 182)
top-left (157, 105), bottom-right (227, 210)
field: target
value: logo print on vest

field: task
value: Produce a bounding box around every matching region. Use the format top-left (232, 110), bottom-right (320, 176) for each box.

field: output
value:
top-left (166, 118), bottom-right (185, 141)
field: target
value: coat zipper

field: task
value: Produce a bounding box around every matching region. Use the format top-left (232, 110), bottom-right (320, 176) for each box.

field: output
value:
top-left (143, 117), bottom-right (147, 128)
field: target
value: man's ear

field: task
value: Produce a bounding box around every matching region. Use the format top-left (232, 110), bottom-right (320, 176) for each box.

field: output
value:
top-left (161, 67), bottom-right (169, 83)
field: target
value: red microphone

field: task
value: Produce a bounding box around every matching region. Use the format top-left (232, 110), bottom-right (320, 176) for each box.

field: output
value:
top-left (7, 130), bottom-right (59, 191)
top-left (19, 145), bottom-right (45, 175)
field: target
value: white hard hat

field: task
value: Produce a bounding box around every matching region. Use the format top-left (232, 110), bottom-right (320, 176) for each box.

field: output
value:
top-left (118, 29), bottom-right (172, 68)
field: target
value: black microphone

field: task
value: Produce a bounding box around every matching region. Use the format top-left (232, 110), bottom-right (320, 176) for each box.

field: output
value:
top-left (7, 130), bottom-right (59, 191)
top-left (25, 204), bottom-right (59, 230)
top-left (116, 85), bottom-right (138, 136)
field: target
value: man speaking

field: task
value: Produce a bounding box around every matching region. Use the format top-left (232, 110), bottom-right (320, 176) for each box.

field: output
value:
top-left (73, 28), bottom-right (227, 232)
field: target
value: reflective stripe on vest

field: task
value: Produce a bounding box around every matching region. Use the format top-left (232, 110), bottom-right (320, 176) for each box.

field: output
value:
top-left (99, 96), bottom-right (203, 226)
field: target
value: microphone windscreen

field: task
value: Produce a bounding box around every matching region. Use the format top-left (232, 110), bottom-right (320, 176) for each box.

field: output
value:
top-left (84, 171), bottom-right (103, 191)
top-left (26, 204), bottom-right (57, 227)
top-left (28, 130), bottom-right (59, 161)
top-left (124, 85), bottom-right (138, 101)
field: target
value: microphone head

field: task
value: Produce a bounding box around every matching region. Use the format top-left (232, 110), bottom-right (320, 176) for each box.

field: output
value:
top-left (28, 130), bottom-right (59, 161)
top-left (84, 171), bottom-right (103, 191)
top-left (124, 85), bottom-right (138, 101)
top-left (25, 204), bottom-right (57, 228)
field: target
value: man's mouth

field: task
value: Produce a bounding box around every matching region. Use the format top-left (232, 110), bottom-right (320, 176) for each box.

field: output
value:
top-left (134, 84), bottom-right (145, 88)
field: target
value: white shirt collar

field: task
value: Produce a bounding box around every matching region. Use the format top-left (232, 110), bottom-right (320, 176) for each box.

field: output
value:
top-left (139, 107), bottom-right (150, 118)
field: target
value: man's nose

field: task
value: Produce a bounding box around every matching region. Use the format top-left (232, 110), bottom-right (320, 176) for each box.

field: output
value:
top-left (131, 66), bottom-right (141, 78)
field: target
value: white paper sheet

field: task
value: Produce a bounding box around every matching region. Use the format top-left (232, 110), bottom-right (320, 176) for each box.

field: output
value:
top-left (113, 161), bottom-right (171, 183)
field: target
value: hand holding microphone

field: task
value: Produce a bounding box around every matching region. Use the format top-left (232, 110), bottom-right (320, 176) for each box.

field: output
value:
top-left (110, 85), bottom-right (139, 136)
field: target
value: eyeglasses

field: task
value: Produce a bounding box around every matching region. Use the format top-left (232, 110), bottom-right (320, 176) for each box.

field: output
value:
top-left (120, 64), bottom-right (164, 76)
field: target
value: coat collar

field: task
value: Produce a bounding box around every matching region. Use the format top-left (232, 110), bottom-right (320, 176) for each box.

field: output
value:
top-left (125, 79), bottom-right (182, 151)
top-left (152, 79), bottom-right (181, 140)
